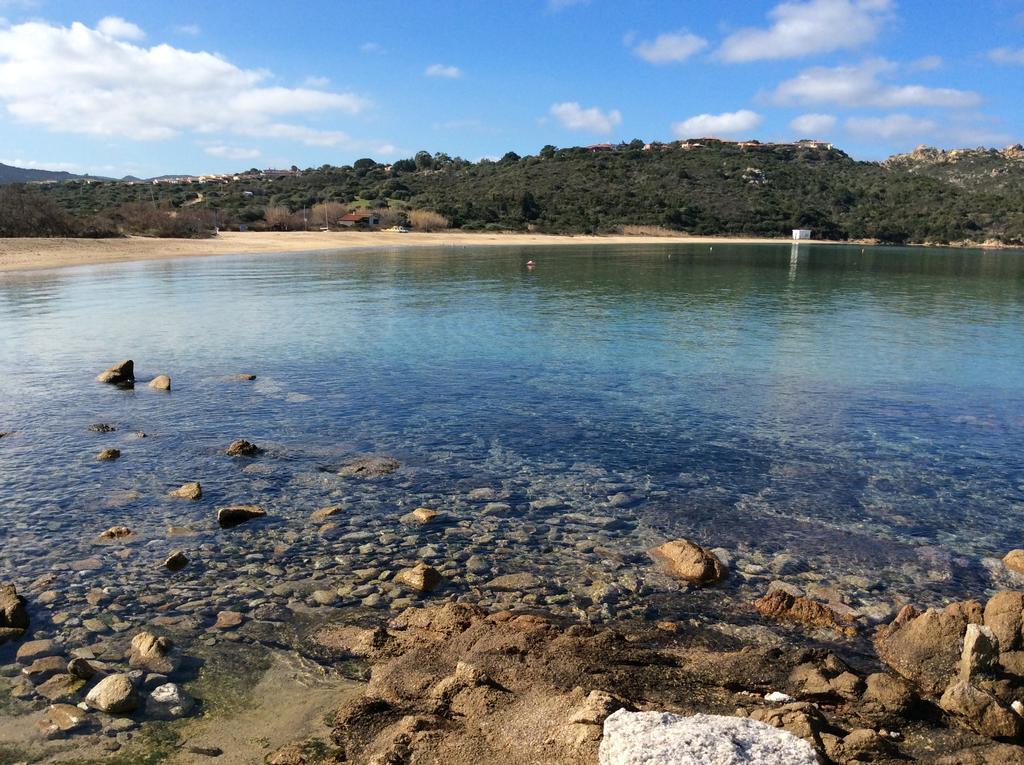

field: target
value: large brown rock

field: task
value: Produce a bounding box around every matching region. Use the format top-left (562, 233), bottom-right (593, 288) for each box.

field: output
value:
top-left (0, 583), bottom-right (28, 644)
top-left (1003, 550), bottom-right (1024, 575)
top-left (754, 589), bottom-right (856, 637)
top-left (984, 591), bottom-right (1024, 652)
top-left (940, 680), bottom-right (1024, 740)
top-left (216, 504), bottom-right (266, 528)
top-left (96, 359), bottom-right (134, 385)
top-left (874, 600), bottom-right (983, 696)
top-left (169, 481), bottom-right (202, 500)
top-left (649, 539), bottom-right (725, 585)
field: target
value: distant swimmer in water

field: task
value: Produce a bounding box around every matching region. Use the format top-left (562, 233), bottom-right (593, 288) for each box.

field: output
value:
top-left (527, 260), bottom-right (535, 268)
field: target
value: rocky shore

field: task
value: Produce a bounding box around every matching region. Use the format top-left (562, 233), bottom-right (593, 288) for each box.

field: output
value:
top-left (4, 359), bottom-right (1024, 762)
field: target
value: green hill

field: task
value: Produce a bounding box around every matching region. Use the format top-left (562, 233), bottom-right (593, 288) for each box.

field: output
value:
top-left (11, 141), bottom-right (1024, 245)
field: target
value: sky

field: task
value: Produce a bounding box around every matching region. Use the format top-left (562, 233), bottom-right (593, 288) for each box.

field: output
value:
top-left (0, 0), bottom-right (1022, 177)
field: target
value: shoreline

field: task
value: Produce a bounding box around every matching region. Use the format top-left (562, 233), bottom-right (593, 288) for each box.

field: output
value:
top-left (0, 231), bottom-right (879, 273)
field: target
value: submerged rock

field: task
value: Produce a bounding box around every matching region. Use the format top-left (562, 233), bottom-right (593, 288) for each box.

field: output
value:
top-left (598, 710), bottom-right (817, 765)
top-left (225, 439), bottom-right (263, 457)
top-left (311, 504), bottom-right (344, 523)
top-left (16, 638), bottom-right (59, 664)
top-left (339, 455), bottom-right (400, 478)
top-left (99, 525), bottom-right (133, 540)
top-left (96, 359), bottom-right (134, 386)
top-left (38, 703), bottom-right (92, 739)
top-left (85, 673), bottom-right (138, 713)
top-left (169, 481), bottom-right (202, 500)
top-left (217, 504), bottom-right (266, 528)
top-left (753, 589), bottom-right (856, 637)
top-left (149, 374), bottom-right (171, 390)
top-left (649, 539), bottom-right (725, 585)
top-left (400, 507), bottom-right (446, 526)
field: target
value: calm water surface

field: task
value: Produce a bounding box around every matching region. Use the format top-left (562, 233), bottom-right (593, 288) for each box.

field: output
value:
top-left (1, 242), bottom-right (1023, 638)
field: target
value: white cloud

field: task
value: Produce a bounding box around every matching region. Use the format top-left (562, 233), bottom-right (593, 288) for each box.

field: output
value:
top-left (909, 54), bottom-right (942, 71)
top-left (0, 19), bottom-right (374, 147)
top-left (175, 24), bottom-right (200, 36)
top-left (303, 75), bottom-right (330, 88)
top-left (549, 101), bottom-right (622, 134)
top-left (425, 63), bottom-right (461, 78)
top-left (672, 109), bottom-right (762, 138)
top-left (204, 145), bottom-right (261, 160)
top-left (630, 30), bottom-right (707, 64)
top-left (989, 47), bottom-right (1024, 65)
top-left (790, 113), bottom-right (837, 134)
top-left (845, 113), bottom-right (936, 140)
top-left (360, 41), bottom-right (383, 54)
top-left (772, 59), bottom-right (980, 108)
top-left (718, 0), bottom-right (892, 63)
top-left (0, 157), bottom-right (82, 172)
top-left (97, 16), bottom-right (144, 41)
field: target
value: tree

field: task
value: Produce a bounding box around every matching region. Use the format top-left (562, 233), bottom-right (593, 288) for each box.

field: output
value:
top-left (500, 151), bottom-right (521, 163)
top-left (414, 151), bottom-right (434, 171)
top-left (353, 158), bottom-right (377, 171)
top-left (539, 144), bottom-right (557, 159)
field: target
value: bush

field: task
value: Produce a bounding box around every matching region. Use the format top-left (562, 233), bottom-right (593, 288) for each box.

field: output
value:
top-left (408, 209), bottom-right (449, 231)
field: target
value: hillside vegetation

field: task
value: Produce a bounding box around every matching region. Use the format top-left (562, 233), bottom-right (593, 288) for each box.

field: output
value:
top-left (5, 141), bottom-right (1024, 244)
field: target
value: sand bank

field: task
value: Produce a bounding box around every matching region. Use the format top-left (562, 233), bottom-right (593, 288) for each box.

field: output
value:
top-left (0, 230), bottom-right (826, 272)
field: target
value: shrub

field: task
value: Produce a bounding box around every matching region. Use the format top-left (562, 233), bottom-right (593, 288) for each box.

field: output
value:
top-left (408, 209), bottom-right (449, 231)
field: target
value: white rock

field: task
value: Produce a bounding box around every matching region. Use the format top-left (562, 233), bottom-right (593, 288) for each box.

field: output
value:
top-left (765, 691), bottom-right (795, 703)
top-left (1013, 700), bottom-right (1024, 717)
top-left (599, 709), bottom-right (818, 765)
top-left (145, 682), bottom-right (195, 719)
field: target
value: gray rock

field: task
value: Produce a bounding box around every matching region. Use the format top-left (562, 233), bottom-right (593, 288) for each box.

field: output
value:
top-left (339, 455), bottom-right (399, 478)
top-left (598, 710), bottom-right (817, 765)
top-left (960, 624), bottom-right (1000, 681)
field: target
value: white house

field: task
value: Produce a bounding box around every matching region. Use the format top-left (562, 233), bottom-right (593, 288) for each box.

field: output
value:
top-left (792, 229), bottom-right (812, 240)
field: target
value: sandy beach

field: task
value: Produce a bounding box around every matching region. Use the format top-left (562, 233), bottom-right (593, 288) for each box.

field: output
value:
top-left (0, 230), bottom-right (822, 272)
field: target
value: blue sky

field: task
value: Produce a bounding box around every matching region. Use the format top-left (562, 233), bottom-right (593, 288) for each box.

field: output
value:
top-left (0, 0), bottom-right (1022, 176)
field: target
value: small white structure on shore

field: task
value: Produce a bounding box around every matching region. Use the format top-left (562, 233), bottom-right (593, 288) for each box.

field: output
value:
top-left (792, 229), bottom-right (812, 240)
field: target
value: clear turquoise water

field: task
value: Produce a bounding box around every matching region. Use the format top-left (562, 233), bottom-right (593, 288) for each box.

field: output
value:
top-left (1, 242), bottom-right (1023, 627)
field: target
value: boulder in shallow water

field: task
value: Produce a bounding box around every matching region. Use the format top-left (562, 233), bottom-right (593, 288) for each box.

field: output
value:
top-left (146, 682), bottom-right (194, 719)
top-left (149, 374), bottom-right (171, 391)
top-left (217, 504), bottom-right (266, 528)
top-left (649, 539), bottom-right (725, 585)
top-left (164, 550), bottom-right (189, 572)
top-left (169, 481), bottom-right (202, 500)
top-left (88, 423), bottom-right (115, 433)
top-left (96, 447), bottom-right (121, 461)
top-left (1003, 550), bottom-right (1024, 575)
top-left (0, 583), bottom-right (29, 643)
top-left (225, 439), bottom-right (262, 457)
top-left (96, 359), bottom-right (134, 386)
top-left (85, 673), bottom-right (138, 713)
top-left (598, 710), bottom-right (818, 765)
top-left (394, 562), bottom-right (443, 593)
top-left (129, 631), bottom-right (178, 674)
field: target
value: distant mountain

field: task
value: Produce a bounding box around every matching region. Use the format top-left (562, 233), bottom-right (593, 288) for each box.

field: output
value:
top-left (0, 162), bottom-right (84, 185)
